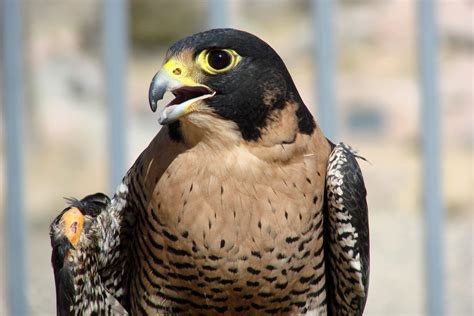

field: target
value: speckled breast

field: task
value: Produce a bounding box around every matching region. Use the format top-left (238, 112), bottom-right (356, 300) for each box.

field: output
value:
top-left (130, 148), bottom-right (329, 315)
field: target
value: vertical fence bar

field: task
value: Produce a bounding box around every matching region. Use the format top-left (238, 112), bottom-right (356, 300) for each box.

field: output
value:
top-left (104, 0), bottom-right (128, 192)
top-left (208, 0), bottom-right (229, 29)
top-left (417, 1), bottom-right (444, 315)
top-left (2, 0), bottom-right (28, 315)
top-left (312, 0), bottom-right (337, 141)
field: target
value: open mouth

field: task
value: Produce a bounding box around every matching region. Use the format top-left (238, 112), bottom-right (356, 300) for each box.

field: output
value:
top-left (166, 86), bottom-right (215, 108)
top-left (158, 85), bottom-right (215, 124)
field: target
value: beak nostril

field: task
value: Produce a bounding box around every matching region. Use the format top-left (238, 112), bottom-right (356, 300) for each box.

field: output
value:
top-left (173, 68), bottom-right (182, 76)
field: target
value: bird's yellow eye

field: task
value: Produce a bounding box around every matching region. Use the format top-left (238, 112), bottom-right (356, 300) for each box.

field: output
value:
top-left (197, 49), bottom-right (241, 74)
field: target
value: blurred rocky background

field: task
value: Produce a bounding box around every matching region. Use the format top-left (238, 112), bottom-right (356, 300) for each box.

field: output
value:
top-left (0, 0), bottom-right (472, 315)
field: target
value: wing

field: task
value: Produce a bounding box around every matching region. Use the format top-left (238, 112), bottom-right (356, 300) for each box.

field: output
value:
top-left (50, 126), bottom-right (187, 315)
top-left (324, 142), bottom-right (370, 315)
top-left (50, 193), bottom-right (129, 315)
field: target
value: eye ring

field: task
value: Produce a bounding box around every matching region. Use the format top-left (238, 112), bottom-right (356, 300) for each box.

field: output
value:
top-left (198, 49), bottom-right (241, 74)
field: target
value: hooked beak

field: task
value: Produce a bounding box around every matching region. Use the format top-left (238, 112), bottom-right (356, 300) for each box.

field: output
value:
top-left (148, 70), bottom-right (215, 125)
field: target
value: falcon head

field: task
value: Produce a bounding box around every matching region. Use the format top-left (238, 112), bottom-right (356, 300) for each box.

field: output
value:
top-left (149, 28), bottom-right (315, 143)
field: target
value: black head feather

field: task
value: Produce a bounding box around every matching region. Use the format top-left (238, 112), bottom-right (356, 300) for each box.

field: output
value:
top-left (167, 28), bottom-right (315, 141)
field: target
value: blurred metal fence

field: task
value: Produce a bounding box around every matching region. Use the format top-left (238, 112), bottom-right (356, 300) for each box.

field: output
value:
top-left (417, 1), bottom-right (444, 315)
top-left (312, 0), bottom-right (337, 141)
top-left (2, 1), bottom-right (27, 315)
top-left (2, 0), bottom-right (444, 315)
top-left (104, 0), bottom-right (128, 192)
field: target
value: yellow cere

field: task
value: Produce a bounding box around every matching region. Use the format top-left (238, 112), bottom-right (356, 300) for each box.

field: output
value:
top-left (197, 49), bottom-right (241, 75)
top-left (162, 58), bottom-right (200, 87)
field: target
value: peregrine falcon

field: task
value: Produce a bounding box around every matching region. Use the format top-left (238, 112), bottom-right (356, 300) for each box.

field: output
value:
top-left (50, 28), bottom-right (369, 315)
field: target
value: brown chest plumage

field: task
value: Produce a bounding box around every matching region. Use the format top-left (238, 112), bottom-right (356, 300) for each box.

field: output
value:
top-left (127, 126), bottom-right (331, 315)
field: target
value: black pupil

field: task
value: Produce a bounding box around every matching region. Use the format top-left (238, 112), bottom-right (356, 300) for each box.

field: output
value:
top-left (208, 50), bottom-right (232, 70)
